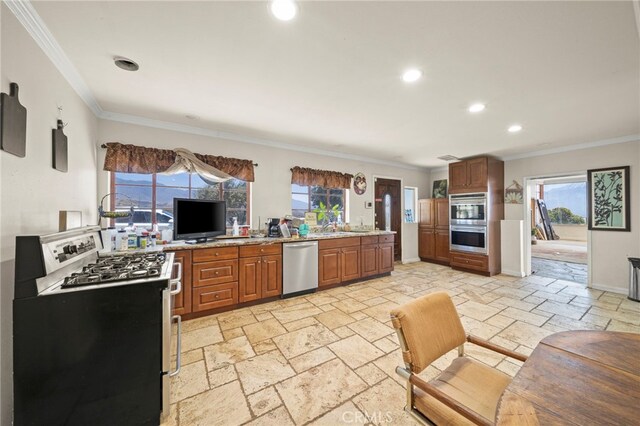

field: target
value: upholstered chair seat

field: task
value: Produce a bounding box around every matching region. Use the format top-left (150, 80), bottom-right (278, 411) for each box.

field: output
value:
top-left (390, 292), bottom-right (527, 426)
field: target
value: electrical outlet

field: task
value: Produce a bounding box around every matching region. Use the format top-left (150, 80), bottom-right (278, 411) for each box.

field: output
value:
top-left (364, 201), bottom-right (373, 209)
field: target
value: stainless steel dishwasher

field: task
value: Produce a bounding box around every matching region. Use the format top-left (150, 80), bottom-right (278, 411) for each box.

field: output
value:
top-left (283, 240), bottom-right (318, 297)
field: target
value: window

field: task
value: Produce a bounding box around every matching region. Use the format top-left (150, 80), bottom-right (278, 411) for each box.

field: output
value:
top-left (404, 187), bottom-right (417, 223)
top-left (111, 172), bottom-right (250, 229)
top-left (291, 184), bottom-right (346, 222)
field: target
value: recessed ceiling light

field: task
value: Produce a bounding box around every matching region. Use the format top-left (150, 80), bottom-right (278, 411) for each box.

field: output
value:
top-left (468, 103), bottom-right (486, 113)
top-left (508, 124), bottom-right (523, 133)
top-left (270, 0), bottom-right (297, 21)
top-left (114, 56), bottom-right (139, 71)
top-left (402, 69), bottom-right (422, 83)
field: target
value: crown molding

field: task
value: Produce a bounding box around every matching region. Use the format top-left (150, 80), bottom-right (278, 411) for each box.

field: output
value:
top-left (500, 134), bottom-right (640, 161)
top-left (4, 0), bottom-right (103, 116)
top-left (100, 111), bottom-right (429, 171)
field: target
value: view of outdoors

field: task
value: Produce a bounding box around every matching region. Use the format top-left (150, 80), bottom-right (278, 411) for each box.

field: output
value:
top-left (291, 184), bottom-right (345, 222)
top-left (543, 182), bottom-right (587, 224)
top-left (112, 172), bottom-right (249, 228)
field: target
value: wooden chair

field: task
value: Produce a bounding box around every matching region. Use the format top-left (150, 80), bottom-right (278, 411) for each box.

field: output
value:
top-left (390, 291), bottom-right (528, 426)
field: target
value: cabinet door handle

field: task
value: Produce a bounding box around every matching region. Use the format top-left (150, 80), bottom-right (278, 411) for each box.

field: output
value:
top-left (215, 271), bottom-right (219, 275)
top-left (215, 252), bottom-right (219, 256)
top-left (258, 260), bottom-right (262, 263)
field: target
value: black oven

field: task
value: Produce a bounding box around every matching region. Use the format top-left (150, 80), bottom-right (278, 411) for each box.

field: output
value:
top-left (450, 225), bottom-right (487, 254)
top-left (450, 193), bottom-right (487, 226)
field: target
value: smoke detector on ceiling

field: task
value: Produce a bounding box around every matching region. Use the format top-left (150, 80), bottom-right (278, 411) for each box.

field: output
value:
top-left (114, 56), bottom-right (139, 71)
top-left (437, 155), bottom-right (459, 162)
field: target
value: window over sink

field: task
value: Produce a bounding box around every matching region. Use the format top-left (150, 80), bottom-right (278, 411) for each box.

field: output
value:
top-left (291, 184), bottom-right (347, 222)
top-left (110, 172), bottom-right (250, 230)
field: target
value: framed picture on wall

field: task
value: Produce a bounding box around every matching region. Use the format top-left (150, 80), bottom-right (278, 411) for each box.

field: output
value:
top-left (432, 179), bottom-right (448, 198)
top-left (587, 166), bottom-right (630, 231)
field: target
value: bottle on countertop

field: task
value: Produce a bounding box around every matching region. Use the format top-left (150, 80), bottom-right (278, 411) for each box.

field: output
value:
top-left (232, 217), bottom-right (239, 236)
top-left (118, 230), bottom-right (128, 251)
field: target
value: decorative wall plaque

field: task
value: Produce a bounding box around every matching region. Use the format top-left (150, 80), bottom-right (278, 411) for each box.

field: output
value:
top-left (0, 82), bottom-right (27, 157)
top-left (52, 119), bottom-right (68, 172)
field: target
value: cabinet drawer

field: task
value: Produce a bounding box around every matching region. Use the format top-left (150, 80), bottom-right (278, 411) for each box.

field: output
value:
top-left (318, 237), bottom-right (361, 250)
top-left (192, 246), bottom-right (238, 263)
top-left (193, 260), bottom-right (238, 287)
top-left (450, 251), bottom-right (488, 272)
top-left (379, 234), bottom-right (394, 244)
top-left (239, 244), bottom-right (282, 258)
top-left (360, 236), bottom-right (379, 245)
top-left (192, 282), bottom-right (238, 312)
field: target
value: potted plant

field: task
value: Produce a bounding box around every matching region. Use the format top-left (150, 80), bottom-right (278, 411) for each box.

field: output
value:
top-left (531, 227), bottom-right (537, 245)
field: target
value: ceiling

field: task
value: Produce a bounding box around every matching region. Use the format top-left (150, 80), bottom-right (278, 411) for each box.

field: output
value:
top-left (27, 1), bottom-right (640, 168)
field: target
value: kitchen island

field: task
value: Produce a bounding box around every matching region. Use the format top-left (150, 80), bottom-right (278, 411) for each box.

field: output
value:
top-left (162, 231), bottom-right (395, 319)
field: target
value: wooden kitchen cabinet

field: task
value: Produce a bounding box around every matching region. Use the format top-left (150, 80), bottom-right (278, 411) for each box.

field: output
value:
top-left (378, 242), bottom-right (394, 274)
top-left (191, 246), bottom-right (240, 311)
top-left (418, 227), bottom-right (436, 259)
top-left (261, 254), bottom-right (282, 298)
top-left (341, 246), bottom-right (362, 282)
top-left (360, 235), bottom-right (395, 278)
top-left (193, 259), bottom-right (238, 287)
top-left (449, 157), bottom-right (489, 194)
top-left (418, 198), bottom-right (450, 265)
top-left (239, 244), bottom-right (282, 302)
top-left (449, 250), bottom-right (489, 272)
top-left (434, 229), bottom-right (450, 263)
top-left (170, 250), bottom-right (192, 316)
top-left (318, 237), bottom-right (362, 287)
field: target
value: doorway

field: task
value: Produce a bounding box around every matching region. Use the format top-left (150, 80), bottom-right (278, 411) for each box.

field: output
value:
top-left (374, 177), bottom-right (402, 261)
top-left (524, 173), bottom-right (589, 285)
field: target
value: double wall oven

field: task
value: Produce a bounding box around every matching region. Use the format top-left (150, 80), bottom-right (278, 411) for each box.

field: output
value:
top-left (13, 226), bottom-right (182, 426)
top-left (450, 193), bottom-right (488, 254)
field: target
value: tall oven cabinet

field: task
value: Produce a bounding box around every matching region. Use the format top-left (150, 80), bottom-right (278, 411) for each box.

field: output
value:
top-left (448, 156), bottom-right (504, 275)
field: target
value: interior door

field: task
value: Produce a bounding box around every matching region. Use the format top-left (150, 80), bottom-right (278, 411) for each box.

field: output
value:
top-left (374, 178), bottom-right (402, 261)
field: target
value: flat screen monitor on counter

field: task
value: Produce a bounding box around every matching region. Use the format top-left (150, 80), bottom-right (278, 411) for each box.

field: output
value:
top-left (173, 198), bottom-right (226, 243)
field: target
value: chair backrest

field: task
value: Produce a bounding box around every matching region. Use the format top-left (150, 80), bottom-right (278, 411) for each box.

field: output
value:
top-left (390, 291), bottom-right (466, 373)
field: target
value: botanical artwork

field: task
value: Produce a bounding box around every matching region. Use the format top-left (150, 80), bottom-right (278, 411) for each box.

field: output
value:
top-left (587, 166), bottom-right (630, 231)
top-left (505, 180), bottom-right (523, 204)
top-left (353, 172), bottom-right (367, 195)
top-left (432, 179), bottom-right (448, 198)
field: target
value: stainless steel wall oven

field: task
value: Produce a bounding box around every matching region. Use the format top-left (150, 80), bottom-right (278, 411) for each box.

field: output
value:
top-left (450, 225), bottom-right (487, 254)
top-left (450, 193), bottom-right (487, 226)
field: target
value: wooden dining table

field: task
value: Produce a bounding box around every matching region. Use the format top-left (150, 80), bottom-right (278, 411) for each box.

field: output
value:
top-left (495, 330), bottom-right (640, 425)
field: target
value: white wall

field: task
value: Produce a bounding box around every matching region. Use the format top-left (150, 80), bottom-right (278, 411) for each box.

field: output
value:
top-left (96, 120), bottom-right (430, 262)
top-left (0, 7), bottom-right (99, 424)
top-left (505, 141), bottom-right (640, 293)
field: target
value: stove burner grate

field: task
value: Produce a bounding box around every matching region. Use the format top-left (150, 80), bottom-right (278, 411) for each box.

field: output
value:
top-left (61, 252), bottom-right (167, 289)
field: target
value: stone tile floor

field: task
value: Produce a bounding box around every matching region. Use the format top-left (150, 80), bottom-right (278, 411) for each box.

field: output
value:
top-left (531, 257), bottom-right (588, 284)
top-left (163, 262), bottom-right (639, 426)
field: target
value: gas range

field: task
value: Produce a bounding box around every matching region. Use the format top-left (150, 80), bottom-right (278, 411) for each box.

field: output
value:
top-left (13, 225), bottom-right (181, 425)
top-left (62, 252), bottom-right (168, 288)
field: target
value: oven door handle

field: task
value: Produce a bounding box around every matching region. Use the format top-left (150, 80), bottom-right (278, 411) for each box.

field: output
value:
top-left (451, 226), bottom-right (486, 232)
top-left (169, 314), bottom-right (182, 377)
top-left (170, 262), bottom-right (182, 295)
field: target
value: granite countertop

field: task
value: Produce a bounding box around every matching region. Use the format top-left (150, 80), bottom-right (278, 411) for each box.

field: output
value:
top-left (162, 230), bottom-right (396, 251)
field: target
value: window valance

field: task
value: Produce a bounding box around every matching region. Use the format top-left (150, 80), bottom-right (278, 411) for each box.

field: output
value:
top-left (102, 142), bottom-right (255, 182)
top-left (290, 166), bottom-right (353, 189)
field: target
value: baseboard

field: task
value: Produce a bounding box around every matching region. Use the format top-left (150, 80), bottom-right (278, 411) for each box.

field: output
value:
top-left (402, 257), bottom-right (421, 264)
top-left (501, 269), bottom-right (525, 278)
top-left (590, 282), bottom-right (627, 295)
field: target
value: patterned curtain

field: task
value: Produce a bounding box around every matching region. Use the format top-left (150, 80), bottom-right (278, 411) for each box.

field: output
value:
top-left (290, 166), bottom-right (353, 189)
top-left (102, 142), bottom-right (255, 182)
